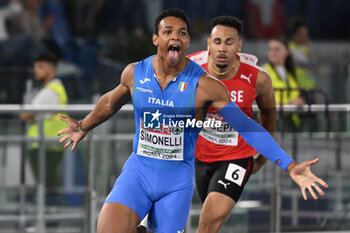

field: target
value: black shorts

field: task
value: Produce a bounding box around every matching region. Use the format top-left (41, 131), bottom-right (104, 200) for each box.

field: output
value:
top-left (195, 157), bottom-right (254, 203)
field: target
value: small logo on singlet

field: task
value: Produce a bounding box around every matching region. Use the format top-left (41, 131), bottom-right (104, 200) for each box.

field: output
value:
top-left (218, 180), bottom-right (230, 189)
top-left (140, 78), bottom-right (151, 84)
top-left (178, 81), bottom-right (188, 92)
top-left (177, 230), bottom-right (184, 233)
top-left (240, 73), bottom-right (252, 84)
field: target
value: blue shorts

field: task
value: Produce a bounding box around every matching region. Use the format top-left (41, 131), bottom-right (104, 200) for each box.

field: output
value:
top-left (105, 153), bottom-right (194, 233)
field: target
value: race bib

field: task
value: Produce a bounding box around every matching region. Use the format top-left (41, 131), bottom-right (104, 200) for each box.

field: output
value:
top-left (137, 119), bottom-right (184, 161)
top-left (199, 113), bottom-right (238, 146)
top-left (224, 163), bottom-right (246, 186)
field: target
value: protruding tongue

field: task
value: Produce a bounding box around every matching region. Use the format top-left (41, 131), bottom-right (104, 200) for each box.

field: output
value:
top-left (168, 50), bottom-right (179, 64)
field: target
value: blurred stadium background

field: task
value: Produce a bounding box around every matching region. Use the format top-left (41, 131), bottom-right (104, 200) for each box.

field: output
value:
top-left (0, 0), bottom-right (350, 232)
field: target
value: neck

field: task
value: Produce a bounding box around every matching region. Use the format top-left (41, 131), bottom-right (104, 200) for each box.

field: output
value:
top-left (208, 56), bottom-right (240, 79)
top-left (42, 76), bottom-right (54, 85)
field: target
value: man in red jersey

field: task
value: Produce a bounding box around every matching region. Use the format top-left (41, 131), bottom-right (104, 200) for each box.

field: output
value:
top-left (188, 16), bottom-right (276, 233)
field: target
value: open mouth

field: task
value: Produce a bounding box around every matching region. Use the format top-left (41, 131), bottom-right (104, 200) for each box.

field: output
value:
top-left (168, 45), bottom-right (180, 52)
top-left (168, 45), bottom-right (180, 64)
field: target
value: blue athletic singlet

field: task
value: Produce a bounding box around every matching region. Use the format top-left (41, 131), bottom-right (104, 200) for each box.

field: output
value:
top-left (132, 55), bottom-right (205, 171)
top-left (105, 56), bottom-right (205, 233)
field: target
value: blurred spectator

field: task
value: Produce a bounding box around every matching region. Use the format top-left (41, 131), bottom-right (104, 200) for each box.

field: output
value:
top-left (0, 0), bottom-right (47, 66)
top-left (264, 37), bottom-right (304, 127)
top-left (39, 0), bottom-right (71, 58)
top-left (39, 0), bottom-right (99, 81)
top-left (245, 0), bottom-right (284, 39)
top-left (0, 0), bottom-right (22, 40)
top-left (8, 0), bottom-right (53, 40)
top-left (288, 17), bottom-right (316, 89)
top-left (21, 53), bottom-right (68, 204)
top-left (73, 0), bottom-right (105, 36)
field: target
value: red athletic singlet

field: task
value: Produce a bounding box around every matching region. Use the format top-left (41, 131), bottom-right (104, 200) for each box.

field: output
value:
top-left (188, 50), bottom-right (261, 163)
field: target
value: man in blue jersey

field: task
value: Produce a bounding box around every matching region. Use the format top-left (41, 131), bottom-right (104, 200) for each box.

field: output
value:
top-left (57, 8), bottom-right (328, 233)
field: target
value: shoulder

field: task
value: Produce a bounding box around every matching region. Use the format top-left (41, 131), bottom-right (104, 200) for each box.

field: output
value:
top-left (120, 62), bottom-right (137, 86)
top-left (255, 68), bottom-right (273, 95)
top-left (197, 72), bottom-right (226, 93)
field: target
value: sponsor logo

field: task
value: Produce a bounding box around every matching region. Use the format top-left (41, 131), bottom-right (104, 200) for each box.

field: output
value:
top-left (218, 180), bottom-right (230, 189)
top-left (140, 78), bottom-right (151, 84)
top-left (177, 230), bottom-right (184, 233)
top-left (240, 73), bottom-right (252, 84)
top-left (178, 81), bottom-right (188, 92)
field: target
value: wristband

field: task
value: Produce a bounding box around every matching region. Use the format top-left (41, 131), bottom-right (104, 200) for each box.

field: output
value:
top-left (218, 102), bottom-right (293, 170)
top-left (78, 120), bottom-right (88, 133)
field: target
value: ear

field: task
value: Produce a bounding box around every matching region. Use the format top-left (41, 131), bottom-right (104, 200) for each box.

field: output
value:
top-left (152, 33), bottom-right (158, 47)
top-left (186, 35), bottom-right (190, 49)
top-left (238, 39), bottom-right (242, 52)
top-left (207, 37), bottom-right (211, 50)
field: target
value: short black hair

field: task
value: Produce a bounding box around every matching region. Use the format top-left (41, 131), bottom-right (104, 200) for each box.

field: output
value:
top-left (210, 16), bottom-right (243, 35)
top-left (287, 17), bottom-right (307, 37)
top-left (154, 8), bottom-right (190, 35)
top-left (34, 53), bottom-right (58, 66)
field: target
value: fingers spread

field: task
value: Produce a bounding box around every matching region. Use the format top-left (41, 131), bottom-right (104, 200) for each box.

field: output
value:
top-left (57, 128), bottom-right (69, 136)
top-left (59, 135), bottom-right (70, 144)
top-left (301, 188), bottom-right (307, 200)
top-left (307, 158), bottom-right (319, 166)
top-left (71, 142), bottom-right (77, 151)
top-left (317, 178), bottom-right (329, 188)
top-left (58, 114), bottom-right (68, 121)
top-left (307, 186), bottom-right (318, 200)
top-left (314, 185), bottom-right (325, 197)
top-left (64, 140), bottom-right (72, 148)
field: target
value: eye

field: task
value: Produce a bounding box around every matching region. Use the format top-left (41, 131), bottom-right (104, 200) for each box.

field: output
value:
top-left (164, 30), bottom-right (171, 35)
top-left (213, 39), bottom-right (221, 44)
top-left (179, 31), bottom-right (187, 36)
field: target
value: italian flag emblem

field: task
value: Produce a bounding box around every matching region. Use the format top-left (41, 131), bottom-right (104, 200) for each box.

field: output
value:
top-left (178, 81), bottom-right (187, 92)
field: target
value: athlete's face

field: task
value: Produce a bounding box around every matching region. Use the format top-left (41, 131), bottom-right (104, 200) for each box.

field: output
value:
top-left (153, 16), bottom-right (190, 66)
top-left (208, 25), bottom-right (242, 69)
top-left (267, 40), bottom-right (289, 66)
top-left (34, 61), bottom-right (55, 82)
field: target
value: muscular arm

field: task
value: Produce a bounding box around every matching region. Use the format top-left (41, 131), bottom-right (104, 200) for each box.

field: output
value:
top-left (58, 63), bottom-right (135, 151)
top-left (79, 63), bottom-right (134, 131)
top-left (252, 70), bottom-right (277, 174)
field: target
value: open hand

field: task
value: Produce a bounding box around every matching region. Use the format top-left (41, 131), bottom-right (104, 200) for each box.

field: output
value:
top-left (57, 114), bottom-right (87, 151)
top-left (289, 158), bottom-right (328, 200)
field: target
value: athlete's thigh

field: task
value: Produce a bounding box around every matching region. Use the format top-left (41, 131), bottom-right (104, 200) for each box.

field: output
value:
top-left (104, 168), bottom-right (153, 221)
top-left (195, 159), bottom-right (215, 203)
top-left (207, 157), bottom-right (253, 202)
top-left (147, 184), bottom-right (194, 233)
top-left (97, 202), bottom-right (140, 233)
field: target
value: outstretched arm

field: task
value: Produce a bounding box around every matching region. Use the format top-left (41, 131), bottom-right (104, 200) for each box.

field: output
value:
top-left (57, 63), bottom-right (135, 151)
top-left (196, 74), bottom-right (328, 200)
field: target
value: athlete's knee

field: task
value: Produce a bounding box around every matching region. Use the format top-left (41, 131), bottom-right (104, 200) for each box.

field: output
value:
top-left (199, 208), bottom-right (229, 227)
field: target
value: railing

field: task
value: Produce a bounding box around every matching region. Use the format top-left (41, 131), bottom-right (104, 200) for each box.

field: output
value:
top-left (0, 104), bottom-right (349, 233)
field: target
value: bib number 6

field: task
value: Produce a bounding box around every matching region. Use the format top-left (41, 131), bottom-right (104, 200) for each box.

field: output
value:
top-left (224, 163), bottom-right (246, 186)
